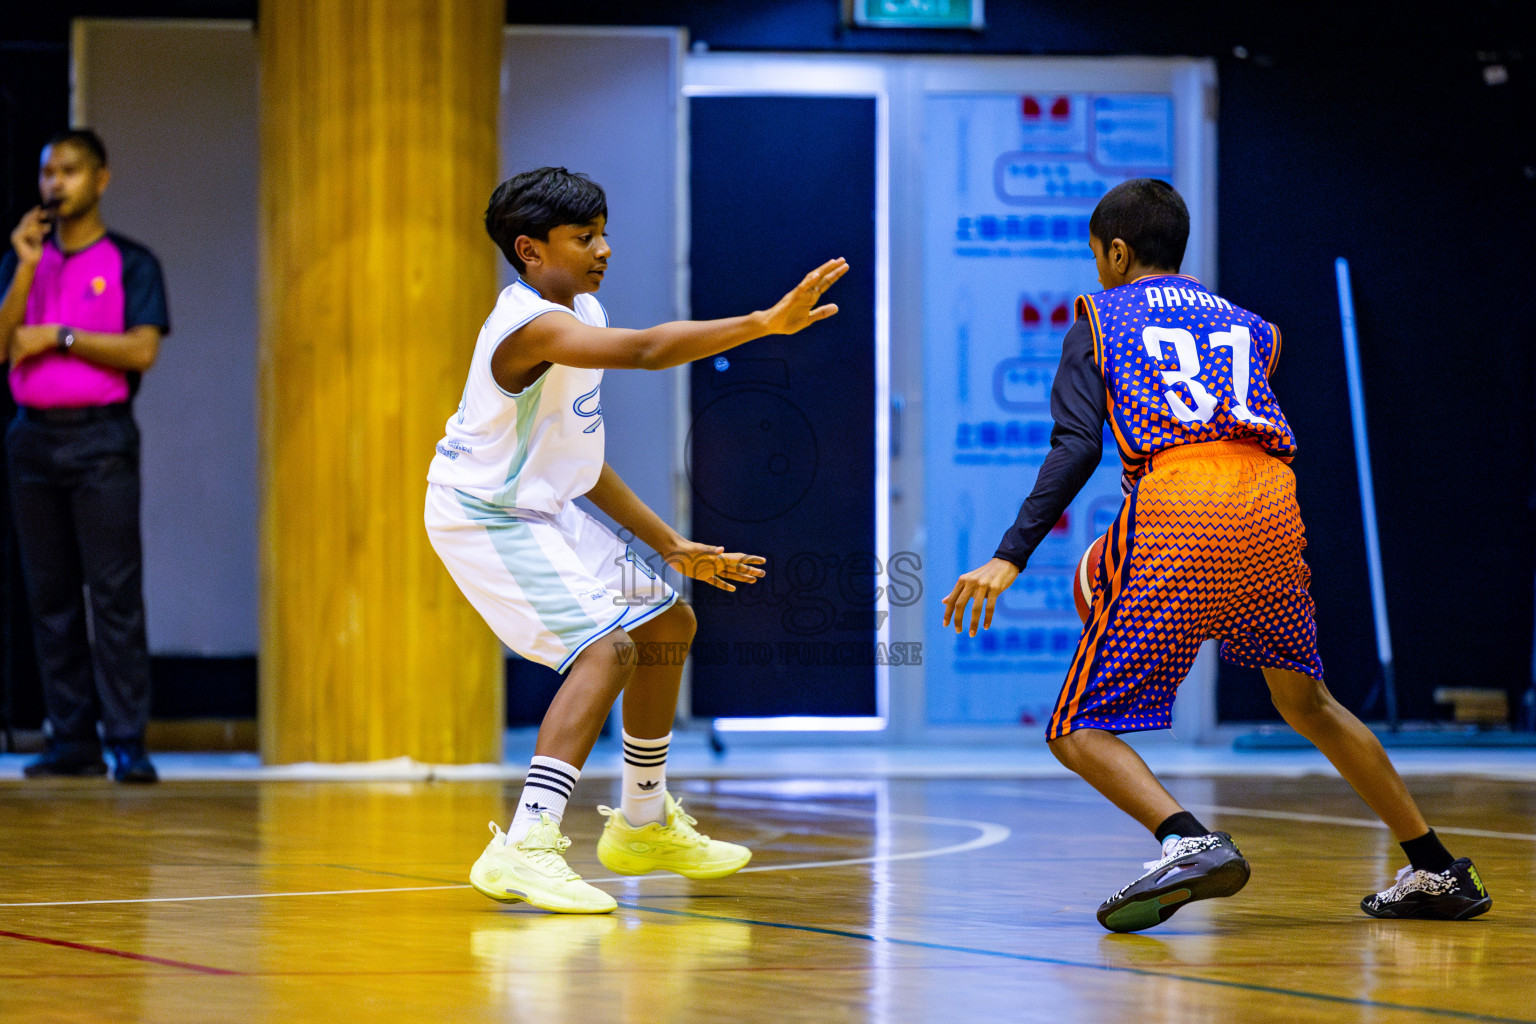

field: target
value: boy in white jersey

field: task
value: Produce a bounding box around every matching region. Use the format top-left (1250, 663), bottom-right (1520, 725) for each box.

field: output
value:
top-left (426, 167), bottom-right (847, 913)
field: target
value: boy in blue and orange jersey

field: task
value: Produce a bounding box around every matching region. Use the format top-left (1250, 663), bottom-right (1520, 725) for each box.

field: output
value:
top-left (943, 179), bottom-right (1490, 933)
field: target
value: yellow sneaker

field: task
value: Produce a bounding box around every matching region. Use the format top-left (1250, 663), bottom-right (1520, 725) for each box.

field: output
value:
top-left (469, 817), bottom-right (617, 914)
top-left (596, 793), bottom-right (752, 880)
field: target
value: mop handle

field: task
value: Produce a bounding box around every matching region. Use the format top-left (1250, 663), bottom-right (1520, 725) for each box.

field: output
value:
top-left (1335, 257), bottom-right (1394, 670)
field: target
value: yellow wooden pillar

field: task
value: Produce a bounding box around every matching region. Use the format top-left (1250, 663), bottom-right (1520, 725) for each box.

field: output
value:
top-left (258, 0), bottom-right (504, 763)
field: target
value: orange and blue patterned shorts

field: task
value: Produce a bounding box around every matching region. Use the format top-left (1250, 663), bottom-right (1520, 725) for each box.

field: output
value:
top-left (1047, 440), bottom-right (1324, 740)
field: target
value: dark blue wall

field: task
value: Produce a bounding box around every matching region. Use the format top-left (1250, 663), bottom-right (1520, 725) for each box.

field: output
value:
top-left (688, 95), bottom-right (879, 718)
top-left (4, 1), bottom-right (1531, 724)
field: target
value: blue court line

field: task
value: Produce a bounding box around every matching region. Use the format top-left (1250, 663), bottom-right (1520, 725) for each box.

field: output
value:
top-left (617, 902), bottom-right (1528, 1024)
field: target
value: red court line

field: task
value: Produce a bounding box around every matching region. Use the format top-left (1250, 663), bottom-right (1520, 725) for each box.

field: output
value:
top-left (0, 929), bottom-right (241, 976)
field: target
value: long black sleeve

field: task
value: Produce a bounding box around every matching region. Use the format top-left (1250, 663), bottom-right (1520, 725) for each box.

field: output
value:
top-left (993, 318), bottom-right (1108, 568)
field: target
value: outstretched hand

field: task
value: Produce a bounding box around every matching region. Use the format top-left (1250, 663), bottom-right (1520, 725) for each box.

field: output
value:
top-left (941, 557), bottom-right (1022, 637)
top-left (665, 540), bottom-right (767, 593)
top-left (760, 257), bottom-right (849, 336)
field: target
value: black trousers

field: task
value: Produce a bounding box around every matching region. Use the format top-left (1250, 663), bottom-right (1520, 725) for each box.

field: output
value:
top-left (4, 407), bottom-right (151, 743)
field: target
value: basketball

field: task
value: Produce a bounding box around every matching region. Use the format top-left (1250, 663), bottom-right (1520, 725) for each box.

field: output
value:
top-left (1073, 533), bottom-right (1106, 621)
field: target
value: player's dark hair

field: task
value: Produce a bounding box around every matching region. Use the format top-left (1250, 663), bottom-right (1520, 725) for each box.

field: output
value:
top-left (44, 128), bottom-right (108, 168)
top-left (485, 167), bottom-right (607, 273)
top-left (1089, 178), bottom-right (1188, 272)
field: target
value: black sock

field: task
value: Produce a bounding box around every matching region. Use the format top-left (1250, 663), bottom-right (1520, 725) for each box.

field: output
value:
top-left (1400, 829), bottom-right (1455, 874)
top-left (1154, 811), bottom-right (1210, 844)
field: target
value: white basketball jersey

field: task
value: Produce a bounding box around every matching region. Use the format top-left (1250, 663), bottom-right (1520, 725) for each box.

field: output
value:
top-left (427, 278), bottom-right (607, 512)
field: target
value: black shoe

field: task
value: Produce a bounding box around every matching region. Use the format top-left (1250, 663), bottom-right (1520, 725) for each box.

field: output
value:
top-left (23, 740), bottom-right (108, 778)
top-left (1097, 832), bottom-right (1251, 933)
top-left (105, 741), bottom-right (159, 784)
top-left (1361, 857), bottom-right (1491, 920)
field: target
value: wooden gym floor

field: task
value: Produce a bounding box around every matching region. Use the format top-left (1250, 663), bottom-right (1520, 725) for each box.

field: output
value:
top-left (0, 771), bottom-right (1531, 1023)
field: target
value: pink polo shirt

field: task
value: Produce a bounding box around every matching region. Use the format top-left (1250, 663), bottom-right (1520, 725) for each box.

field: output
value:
top-left (3, 232), bottom-right (170, 409)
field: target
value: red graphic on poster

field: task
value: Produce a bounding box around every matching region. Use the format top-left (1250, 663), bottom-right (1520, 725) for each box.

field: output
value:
top-left (1020, 95), bottom-right (1072, 121)
top-left (1019, 296), bottom-right (1072, 330)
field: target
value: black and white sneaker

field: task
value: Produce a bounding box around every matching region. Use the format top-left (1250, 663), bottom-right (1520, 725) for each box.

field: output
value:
top-left (1360, 858), bottom-right (1490, 920)
top-left (1097, 832), bottom-right (1251, 933)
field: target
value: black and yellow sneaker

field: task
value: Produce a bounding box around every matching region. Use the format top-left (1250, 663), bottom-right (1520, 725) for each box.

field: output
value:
top-left (1361, 858), bottom-right (1491, 920)
top-left (1097, 832), bottom-right (1250, 933)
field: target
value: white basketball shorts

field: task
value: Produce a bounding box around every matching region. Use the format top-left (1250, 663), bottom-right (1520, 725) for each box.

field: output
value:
top-left (425, 483), bottom-right (678, 672)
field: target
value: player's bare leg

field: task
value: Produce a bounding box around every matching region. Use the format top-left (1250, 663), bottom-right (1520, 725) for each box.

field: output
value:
top-left (597, 598), bottom-right (751, 878)
top-left (533, 628), bottom-right (636, 767)
top-left (469, 630), bottom-right (634, 914)
top-left (1047, 727), bottom-right (1183, 831)
top-left (1264, 667), bottom-right (1491, 919)
top-left (1051, 727), bottom-right (1251, 932)
top-left (619, 601), bottom-right (694, 738)
top-left (1262, 667), bottom-right (1428, 840)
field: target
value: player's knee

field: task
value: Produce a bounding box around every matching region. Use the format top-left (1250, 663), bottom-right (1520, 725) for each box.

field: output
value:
top-left (668, 599), bottom-right (697, 642)
top-left (1267, 672), bottom-right (1333, 722)
top-left (640, 599), bottom-right (696, 646)
top-left (1047, 731), bottom-right (1084, 770)
top-left (584, 629), bottom-right (638, 691)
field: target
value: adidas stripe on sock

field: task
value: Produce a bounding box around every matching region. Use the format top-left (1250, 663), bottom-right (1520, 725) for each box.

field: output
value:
top-left (507, 755), bottom-right (580, 842)
top-left (621, 731), bottom-right (670, 827)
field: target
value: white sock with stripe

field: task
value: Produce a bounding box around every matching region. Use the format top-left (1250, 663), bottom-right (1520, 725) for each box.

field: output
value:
top-left (621, 731), bottom-right (670, 827)
top-left (506, 755), bottom-right (580, 843)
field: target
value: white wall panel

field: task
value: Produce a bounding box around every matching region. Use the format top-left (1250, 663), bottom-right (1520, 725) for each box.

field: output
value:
top-left (74, 19), bottom-right (259, 655)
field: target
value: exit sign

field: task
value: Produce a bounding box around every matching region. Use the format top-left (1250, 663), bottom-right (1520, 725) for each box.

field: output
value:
top-left (850, 0), bottom-right (985, 30)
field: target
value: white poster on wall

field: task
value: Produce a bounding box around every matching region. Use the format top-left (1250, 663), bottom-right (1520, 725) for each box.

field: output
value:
top-left (922, 91), bottom-right (1177, 726)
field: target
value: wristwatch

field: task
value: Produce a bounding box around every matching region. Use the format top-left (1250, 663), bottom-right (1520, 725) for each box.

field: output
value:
top-left (56, 326), bottom-right (76, 353)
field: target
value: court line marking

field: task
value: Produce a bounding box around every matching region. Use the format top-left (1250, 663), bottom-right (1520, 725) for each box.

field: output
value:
top-left (1, 788), bottom-right (1528, 913)
top-left (987, 783), bottom-right (1536, 843)
top-left (0, 928), bottom-right (238, 976)
top-left (1189, 804), bottom-right (1536, 843)
top-left (702, 794), bottom-right (1013, 874)
top-left (322, 863), bottom-right (466, 885)
top-left (617, 902), bottom-right (1535, 1024)
top-left (1, 791), bottom-right (1525, 1018)
top-left (4, 787), bottom-right (1528, 912)
top-left (0, 796), bottom-right (1011, 908)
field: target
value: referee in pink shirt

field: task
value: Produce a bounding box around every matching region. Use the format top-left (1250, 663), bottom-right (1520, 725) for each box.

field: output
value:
top-left (1, 130), bottom-right (169, 782)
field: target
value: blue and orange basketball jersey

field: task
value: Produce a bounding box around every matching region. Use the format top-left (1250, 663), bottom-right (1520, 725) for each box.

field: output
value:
top-left (1075, 276), bottom-right (1297, 482)
top-left (1046, 275), bottom-right (1322, 741)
